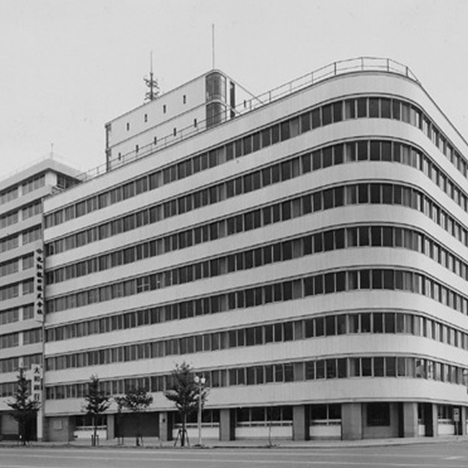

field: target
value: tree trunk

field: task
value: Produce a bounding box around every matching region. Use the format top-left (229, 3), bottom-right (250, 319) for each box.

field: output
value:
top-left (20, 419), bottom-right (26, 445)
top-left (268, 414), bottom-right (273, 447)
top-left (116, 412), bottom-right (121, 445)
top-left (93, 415), bottom-right (97, 447)
top-left (181, 414), bottom-right (186, 447)
top-left (136, 412), bottom-right (141, 446)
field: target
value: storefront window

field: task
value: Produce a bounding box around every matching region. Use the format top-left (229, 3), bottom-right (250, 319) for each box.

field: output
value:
top-left (367, 403), bottom-right (390, 426)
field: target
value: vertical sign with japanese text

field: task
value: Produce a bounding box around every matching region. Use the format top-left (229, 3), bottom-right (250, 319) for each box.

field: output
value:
top-left (31, 364), bottom-right (43, 403)
top-left (34, 247), bottom-right (44, 321)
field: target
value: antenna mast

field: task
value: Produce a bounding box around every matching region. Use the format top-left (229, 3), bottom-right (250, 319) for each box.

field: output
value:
top-left (144, 52), bottom-right (160, 102)
top-left (212, 24), bottom-right (215, 69)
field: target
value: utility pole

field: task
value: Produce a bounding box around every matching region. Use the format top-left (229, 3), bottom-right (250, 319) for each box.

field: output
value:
top-left (194, 375), bottom-right (206, 446)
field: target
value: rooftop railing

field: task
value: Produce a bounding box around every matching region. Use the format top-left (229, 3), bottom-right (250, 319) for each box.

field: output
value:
top-left (74, 57), bottom-right (419, 183)
top-left (236, 56), bottom-right (418, 114)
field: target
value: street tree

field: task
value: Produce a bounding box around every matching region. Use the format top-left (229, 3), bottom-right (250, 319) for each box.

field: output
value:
top-left (83, 375), bottom-right (110, 446)
top-left (118, 387), bottom-right (153, 446)
top-left (7, 368), bottom-right (39, 445)
top-left (164, 362), bottom-right (207, 447)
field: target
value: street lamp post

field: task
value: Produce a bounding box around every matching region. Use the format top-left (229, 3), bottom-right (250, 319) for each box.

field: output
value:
top-left (194, 375), bottom-right (206, 446)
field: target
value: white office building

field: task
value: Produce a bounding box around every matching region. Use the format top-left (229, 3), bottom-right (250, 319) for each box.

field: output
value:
top-left (0, 158), bottom-right (80, 440)
top-left (42, 58), bottom-right (468, 442)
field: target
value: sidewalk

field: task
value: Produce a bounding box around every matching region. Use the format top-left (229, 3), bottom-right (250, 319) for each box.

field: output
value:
top-left (4, 435), bottom-right (468, 450)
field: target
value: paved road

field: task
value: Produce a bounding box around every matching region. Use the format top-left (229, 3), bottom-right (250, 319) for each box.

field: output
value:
top-left (2, 443), bottom-right (468, 468)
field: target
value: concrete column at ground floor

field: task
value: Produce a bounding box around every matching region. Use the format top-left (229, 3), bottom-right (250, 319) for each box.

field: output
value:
top-left (37, 406), bottom-right (44, 442)
top-left (42, 417), bottom-right (49, 442)
top-left (159, 412), bottom-right (172, 442)
top-left (292, 405), bottom-right (308, 441)
top-left (107, 414), bottom-right (115, 440)
top-left (403, 402), bottom-right (418, 438)
top-left (46, 416), bottom-right (74, 442)
top-left (219, 409), bottom-right (235, 441)
top-left (461, 407), bottom-right (467, 436)
top-left (341, 403), bottom-right (362, 440)
top-left (431, 404), bottom-right (438, 437)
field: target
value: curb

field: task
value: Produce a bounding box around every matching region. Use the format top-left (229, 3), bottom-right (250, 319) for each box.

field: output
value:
top-left (2, 436), bottom-right (467, 450)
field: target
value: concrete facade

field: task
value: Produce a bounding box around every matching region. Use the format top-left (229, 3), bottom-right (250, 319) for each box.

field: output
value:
top-left (0, 158), bottom-right (81, 441)
top-left (40, 58), bottom-right (468, 442)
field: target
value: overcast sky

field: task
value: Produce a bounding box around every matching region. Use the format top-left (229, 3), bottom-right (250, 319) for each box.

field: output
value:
top-left (1, 0), bottom-right (468, 178)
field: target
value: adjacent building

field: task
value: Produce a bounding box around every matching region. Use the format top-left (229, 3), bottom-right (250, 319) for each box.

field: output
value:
top-left (0, 158), bottom-right (80, 439)
top-left (42, 58), bottom-right (468, 442)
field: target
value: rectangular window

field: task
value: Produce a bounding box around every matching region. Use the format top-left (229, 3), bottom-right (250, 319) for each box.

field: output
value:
top-left (261, 128), bottom-right (271, 147)
top-left (334, 144), bottom-right (344, 165)
top-left (271, 125), bottom-right (280, 144)
top-left (322, 105), bottom-right (332, 125)
top-left (345, 99), bottom-right (355, 119)
top-left (280, 121), bottom-right (290, 141)
top-left (357, 98), bottom-right (367, 117)
top-left (333, 102), bottom-right (343, 122)
top-left (322, 147), bottom-right (333, 168)
top-left (311, 108), bottom-right (321, 128)
top-left (367, 403), bottom-right (390, 426)
top-left (357, 141), bottom-right (368, 161)
top-left (316, 361), bottom-right (325, 379)
top-left (312, 151), bottom-right (322, 170)
top-left (301, 112), bottom-right (311, 133)
top-left (392, 100), bottom-right (401, 120)
top-left (369, 98), bottom-right (379, 117)
top-left (381, 99), bottom-right (391, 118)
top-left (345, 142), bottom-right (356, 162)
top-left (361, 357), bottom-right (372, 376)
top-left (370, 141), bottom-right (380, 160)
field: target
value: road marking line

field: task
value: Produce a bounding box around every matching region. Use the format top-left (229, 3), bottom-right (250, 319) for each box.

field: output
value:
top-left (3, 455), bottom-right (466, 467)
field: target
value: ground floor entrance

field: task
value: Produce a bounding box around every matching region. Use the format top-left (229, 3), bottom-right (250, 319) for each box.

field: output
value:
top-left (0, 412), bottom-right (37, 442)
